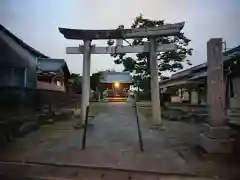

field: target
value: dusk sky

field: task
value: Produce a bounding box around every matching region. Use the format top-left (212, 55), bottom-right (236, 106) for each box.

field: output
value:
top-left (1, 0), bottom-right (240, 75)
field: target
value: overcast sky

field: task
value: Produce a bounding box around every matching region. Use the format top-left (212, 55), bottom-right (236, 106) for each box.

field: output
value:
top-left (1, 0), bottom-right (240, 75)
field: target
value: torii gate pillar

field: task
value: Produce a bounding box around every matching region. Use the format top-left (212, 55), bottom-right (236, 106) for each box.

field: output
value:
top-left (80, 40), bottom-right (91, 124)
top-left (150, 37), bottom-right (162, 125)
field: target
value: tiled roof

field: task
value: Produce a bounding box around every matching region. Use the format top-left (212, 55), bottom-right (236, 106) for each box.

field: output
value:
top-left (223, 45), bottom-right (240, 56)
top-left (1, 24), bottom-right (70, 76)
top-left (37, 58), bottom-right (70, 76)
top-left (100, 71), bottom-right (133, 84)
top-left (0, 24), bottom-right (48, 58)
top-left (171, 63), bottom-right (206, 79)
top-left (160, 44), bottom-right (240, 84)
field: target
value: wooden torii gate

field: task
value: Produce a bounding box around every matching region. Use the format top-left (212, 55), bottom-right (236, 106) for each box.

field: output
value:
top-left (58, 22), bottom-right (184, 126)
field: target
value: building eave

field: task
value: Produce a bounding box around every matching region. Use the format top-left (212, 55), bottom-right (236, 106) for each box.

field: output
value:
top-left (160, 44), bottom-right (240, 88)
top-left (0, 24), bottom-right (49, 58)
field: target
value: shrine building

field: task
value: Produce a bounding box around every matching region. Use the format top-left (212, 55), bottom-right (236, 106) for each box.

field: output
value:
top-left (100, 71), bottom-right (133, 99)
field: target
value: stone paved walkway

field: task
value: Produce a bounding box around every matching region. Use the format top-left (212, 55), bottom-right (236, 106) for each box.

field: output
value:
top-left (70, 102), bottom-right (187, 173)
top-left (0, 101), bottom-right (189, 175)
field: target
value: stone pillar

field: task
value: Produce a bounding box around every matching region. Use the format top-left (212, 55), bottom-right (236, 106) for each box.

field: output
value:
top-left (188, 89), bottom-right (192, 104)
top-left (179, 88), bottom-right (182, 98)
top-left (191, 89), bottom-right (199, 104)
top-left (197, 87), bottom-right (201, 104)
top-left (80, 40), bottom-right (91, 124)
top-left (149, 37), bottom-right (162, 125)
top-left (199, 38), bottom-right (232, 153)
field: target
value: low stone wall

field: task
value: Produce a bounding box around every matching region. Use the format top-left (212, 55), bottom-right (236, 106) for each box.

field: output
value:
top-left (165, 103), bottom-right (208, 113)
top-left (137, 102), bottom-right (208, 123)
top-left (164, 103), bottom-right (208, 123)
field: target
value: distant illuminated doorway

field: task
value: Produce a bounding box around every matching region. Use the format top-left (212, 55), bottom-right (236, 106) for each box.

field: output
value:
top-left (102, 82), bottom-right (130, 98)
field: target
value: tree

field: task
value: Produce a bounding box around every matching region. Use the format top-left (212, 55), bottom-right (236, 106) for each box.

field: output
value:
top-left (90, 69), bottom-right (117, 91)
top-left (68, 73), bottom-right (82, 94)
top-left (90, 69), bottom-right (118, 100)
top-left (107, 14), bottom-right (193, 92)
top-left (90, 72), bottom-right (102, 91)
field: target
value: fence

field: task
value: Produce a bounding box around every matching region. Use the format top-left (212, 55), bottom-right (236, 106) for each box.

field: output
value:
top-left (0, 87), bottom-right (81, 142)
top-left (0, 86), bottom-right (81, 119)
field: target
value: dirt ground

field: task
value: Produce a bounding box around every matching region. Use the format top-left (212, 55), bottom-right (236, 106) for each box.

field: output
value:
top-left (137, 102), bottom-right (240, 180)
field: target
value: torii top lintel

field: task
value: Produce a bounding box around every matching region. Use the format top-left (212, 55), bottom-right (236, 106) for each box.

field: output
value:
top-left (58, 22), bottom-right (184, 40)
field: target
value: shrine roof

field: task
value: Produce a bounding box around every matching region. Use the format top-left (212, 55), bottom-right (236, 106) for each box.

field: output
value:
top-left (159, 44), bottom-right (240, 86)
top-left (100, 71), bottom-right (133, 84)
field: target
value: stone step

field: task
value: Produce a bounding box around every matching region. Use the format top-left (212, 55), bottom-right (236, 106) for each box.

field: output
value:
top-left (107, 98), bottom-right (128, 102)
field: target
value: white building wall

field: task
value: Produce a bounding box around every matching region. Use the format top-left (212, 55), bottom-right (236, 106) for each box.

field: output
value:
top-left (191, 90), bottom-right (199, 104)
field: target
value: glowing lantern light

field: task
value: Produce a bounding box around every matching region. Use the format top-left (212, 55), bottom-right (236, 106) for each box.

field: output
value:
top-left (114, 82), bottom-right (120, 88)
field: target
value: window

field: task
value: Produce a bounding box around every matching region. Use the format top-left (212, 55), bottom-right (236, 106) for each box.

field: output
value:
top-left (57, 80), bottom-right (61, 86)
top-left (0, 66), bottom-right (25, 87)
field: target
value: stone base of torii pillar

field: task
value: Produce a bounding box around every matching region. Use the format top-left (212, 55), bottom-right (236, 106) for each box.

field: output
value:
top-left (199, 38), bottom-right (233, 153)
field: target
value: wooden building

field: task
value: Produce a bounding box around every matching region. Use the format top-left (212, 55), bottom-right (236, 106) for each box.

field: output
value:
top-left (100, 71), bottom-right (133, 98)
top-left (36, 58), bottom-right (70, 92)
top-left (159, 44), bottom-right (240, 109)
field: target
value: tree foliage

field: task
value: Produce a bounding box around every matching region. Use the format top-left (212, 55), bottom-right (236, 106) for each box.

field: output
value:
top-left (107, 14), bottom-right (193, 92)
top-left (90, 72), bottom-right (102, 91)
top-left (68, 73), bottom-right (82, 94)
top-left (69, 69), bottom-right (116, 95)
top-left (90, 68), bottom-right (118, 91)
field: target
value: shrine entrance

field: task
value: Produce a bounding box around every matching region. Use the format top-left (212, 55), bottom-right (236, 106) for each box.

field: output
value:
top-left (100, 71), bottom-right (133, 101)
top-left (103, 82), bottom-right (129, 98)
top-left (59, 22), bottom-right (184, 126)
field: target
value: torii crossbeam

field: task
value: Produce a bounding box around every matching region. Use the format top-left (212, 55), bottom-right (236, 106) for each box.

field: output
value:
top-left (59, 22), bottom-right (184, 126)
top-left (67, 43), bottom-right (176, 54)
top-left (59, 22), bottom-right (184, 40)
